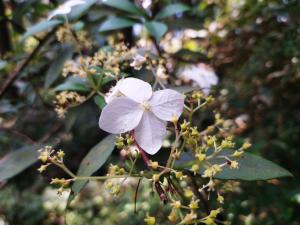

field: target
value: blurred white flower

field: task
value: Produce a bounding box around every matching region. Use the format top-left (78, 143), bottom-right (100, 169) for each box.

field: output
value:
top-left (142, 0), bottom-right (152, 9)
top-left (48, 0), bottom-right (86, 20)
top-left (99, 78), bottom-right (184, 154)
top-left (179, 64), bottom-right (218, 95)
top-left (130, 54), bottom-right (146, 70)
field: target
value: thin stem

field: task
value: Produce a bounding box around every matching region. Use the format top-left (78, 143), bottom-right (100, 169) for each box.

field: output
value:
top-left (50, 159), bottom-right (76, 178)
top-left (64, 15), bottom-right (82, 57)
top-left (74, 174), bottom-right (142, 181)
top-left (166, 122), bottom-right (180, 168)
top-left (134, 178), bottom-right (142, 213)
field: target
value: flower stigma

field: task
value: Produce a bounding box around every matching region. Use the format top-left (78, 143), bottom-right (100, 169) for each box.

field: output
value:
top-left (141, 101), bottom-right (151, 111)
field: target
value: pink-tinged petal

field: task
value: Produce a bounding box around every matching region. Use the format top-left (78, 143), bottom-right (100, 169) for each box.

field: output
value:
top-left (99, 97), bottom-right (143, 134)
top-left (119, 78), bottom-right (152, 103)
top-left (134, 112), bottom-right (167, 155)
top-left (150, 89), bottom-right (184, 121)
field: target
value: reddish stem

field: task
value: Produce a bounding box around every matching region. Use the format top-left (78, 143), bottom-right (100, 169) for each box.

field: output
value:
top-left (136, 142), bottom-right (150, 166)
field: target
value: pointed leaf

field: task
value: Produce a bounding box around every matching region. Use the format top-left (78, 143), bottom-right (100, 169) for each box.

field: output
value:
top-left (94, 95), bottom-right (106, 110)
top-left (102, 0), bottom-right (145, 16)
top-left (22, 20), bottom-right (63, 40)
top-left (177, 150), bottom-right (293, 181)
top-left (68, 135), bottom-right (116, 204)
top-left (155, 3), bottom-right (190, 20)
top-left (99, 17), bottom-right (137, 32)
top-left (45, 44), bottom-right (74, 88)
top-left (144, 21), bottom-right (168, 42)
top-left (166, 85), bottom-right (198, 93)
top-left (68, 0), bottom-right (98, 20)
top-left (0, 145), bottom-right (42, 182)
top-left (54, 77), bottom-right (91, 92)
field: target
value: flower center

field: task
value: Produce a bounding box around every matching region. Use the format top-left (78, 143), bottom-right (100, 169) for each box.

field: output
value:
top-left (141, 101), bottom-right (151, 111)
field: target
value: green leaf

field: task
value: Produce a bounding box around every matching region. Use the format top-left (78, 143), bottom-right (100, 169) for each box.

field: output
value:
top-left (166, 85), bottom-right (199, 93)
top-left (44, 44), bottom-right (74, 89)
top-left (68, 0), bottom-right (98, 20)
top-left (99, 17), bottom-right (137, 32)
top-left (94, 95), bottom-right (106, 110)
top-left (0, 145), bottom-right (42, 182)
top-left (155, 3), bottom-right (190, 20)
top-left (102, 0), bottom-right (145, 16)
top-left (144, 21), bottom-right (168, 42)
top-left (68, 135), bottom-right (116, 203)
top-left (22, 20), bottom-right (63, 40)
top-left (178, 150), bottom-right (293, 181)
top-left (54, 77), bottom-right (91, 92)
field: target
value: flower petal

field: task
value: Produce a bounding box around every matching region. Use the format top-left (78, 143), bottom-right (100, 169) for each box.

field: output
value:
top-left (134, 112), bottom-right (167, 155)
top-left (104, 79), bottom-right (124, 104)
top-left (119, 78), bottom-right (152, 103)
top-left (179, 64), bottom-right (218, 95)
top-left (99, 97), bottom-right (143, 134)
top-left (150, 89), bottom-right (184, 121)
top-left (48, 7), bottom-right (71, 20)
top-left (65, 0), bottom-right (86, 8)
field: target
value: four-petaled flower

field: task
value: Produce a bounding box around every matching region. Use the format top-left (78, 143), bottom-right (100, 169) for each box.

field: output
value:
top-left (179, 63), bottom-right (218, 95)
top-left (99, 78), bottom-right (184, 154)
top-left (48, 0), bottom-right (86, 21)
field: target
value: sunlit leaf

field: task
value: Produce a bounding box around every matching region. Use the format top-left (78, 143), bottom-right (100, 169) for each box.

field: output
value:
top-left (144, 21), bottom-right (168, 42)
top-left (155, 3), bottom-right (190, 19)
top-left (99, 17), bottom-right (137, 32)
top-left (68, 0), bottom-right (98, 20)
top-left (44, 44), bottom-right (74, 88)
top-left (0, 145), bottom-right (42, 182)
top-left (177, 150), bottom-right (293, 181)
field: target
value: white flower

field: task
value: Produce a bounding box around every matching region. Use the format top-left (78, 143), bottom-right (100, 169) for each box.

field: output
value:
top-left (99, 78), bottom-right (184, 155)
top-left (156, 64), bottom-right (169, 81)
top-left (179, 64), bottom-right (218, 95)
top-left (48, 0), bottom-right (86, 20)
top-left (104, 79), bottom-right (124, 104)
top-left (130, 55), bottom-right (146, 70)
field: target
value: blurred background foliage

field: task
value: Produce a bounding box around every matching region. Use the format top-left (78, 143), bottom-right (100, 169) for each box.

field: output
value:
top-left (0, 0), bottom-right (299, 224)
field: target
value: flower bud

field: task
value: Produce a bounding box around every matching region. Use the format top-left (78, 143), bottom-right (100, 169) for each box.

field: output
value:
top-left (171, 201), bottom-right (181, 209)
top-left (39, 151), bottom-right (49, 163)
top-left (189, 199), bottom-right (199, 210)
top-left (149, 161), bottom-right (159, 170)
top-left (168, 208), bottom-right (177, 222)
top-left (144, 215), bottom-right (156, 225)
top-left (242, 142), bottom-right (252, 150)
top-left (191, 164), bottom-right (199, 175)
top-left (152, 174), bottom-right (160, 182)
